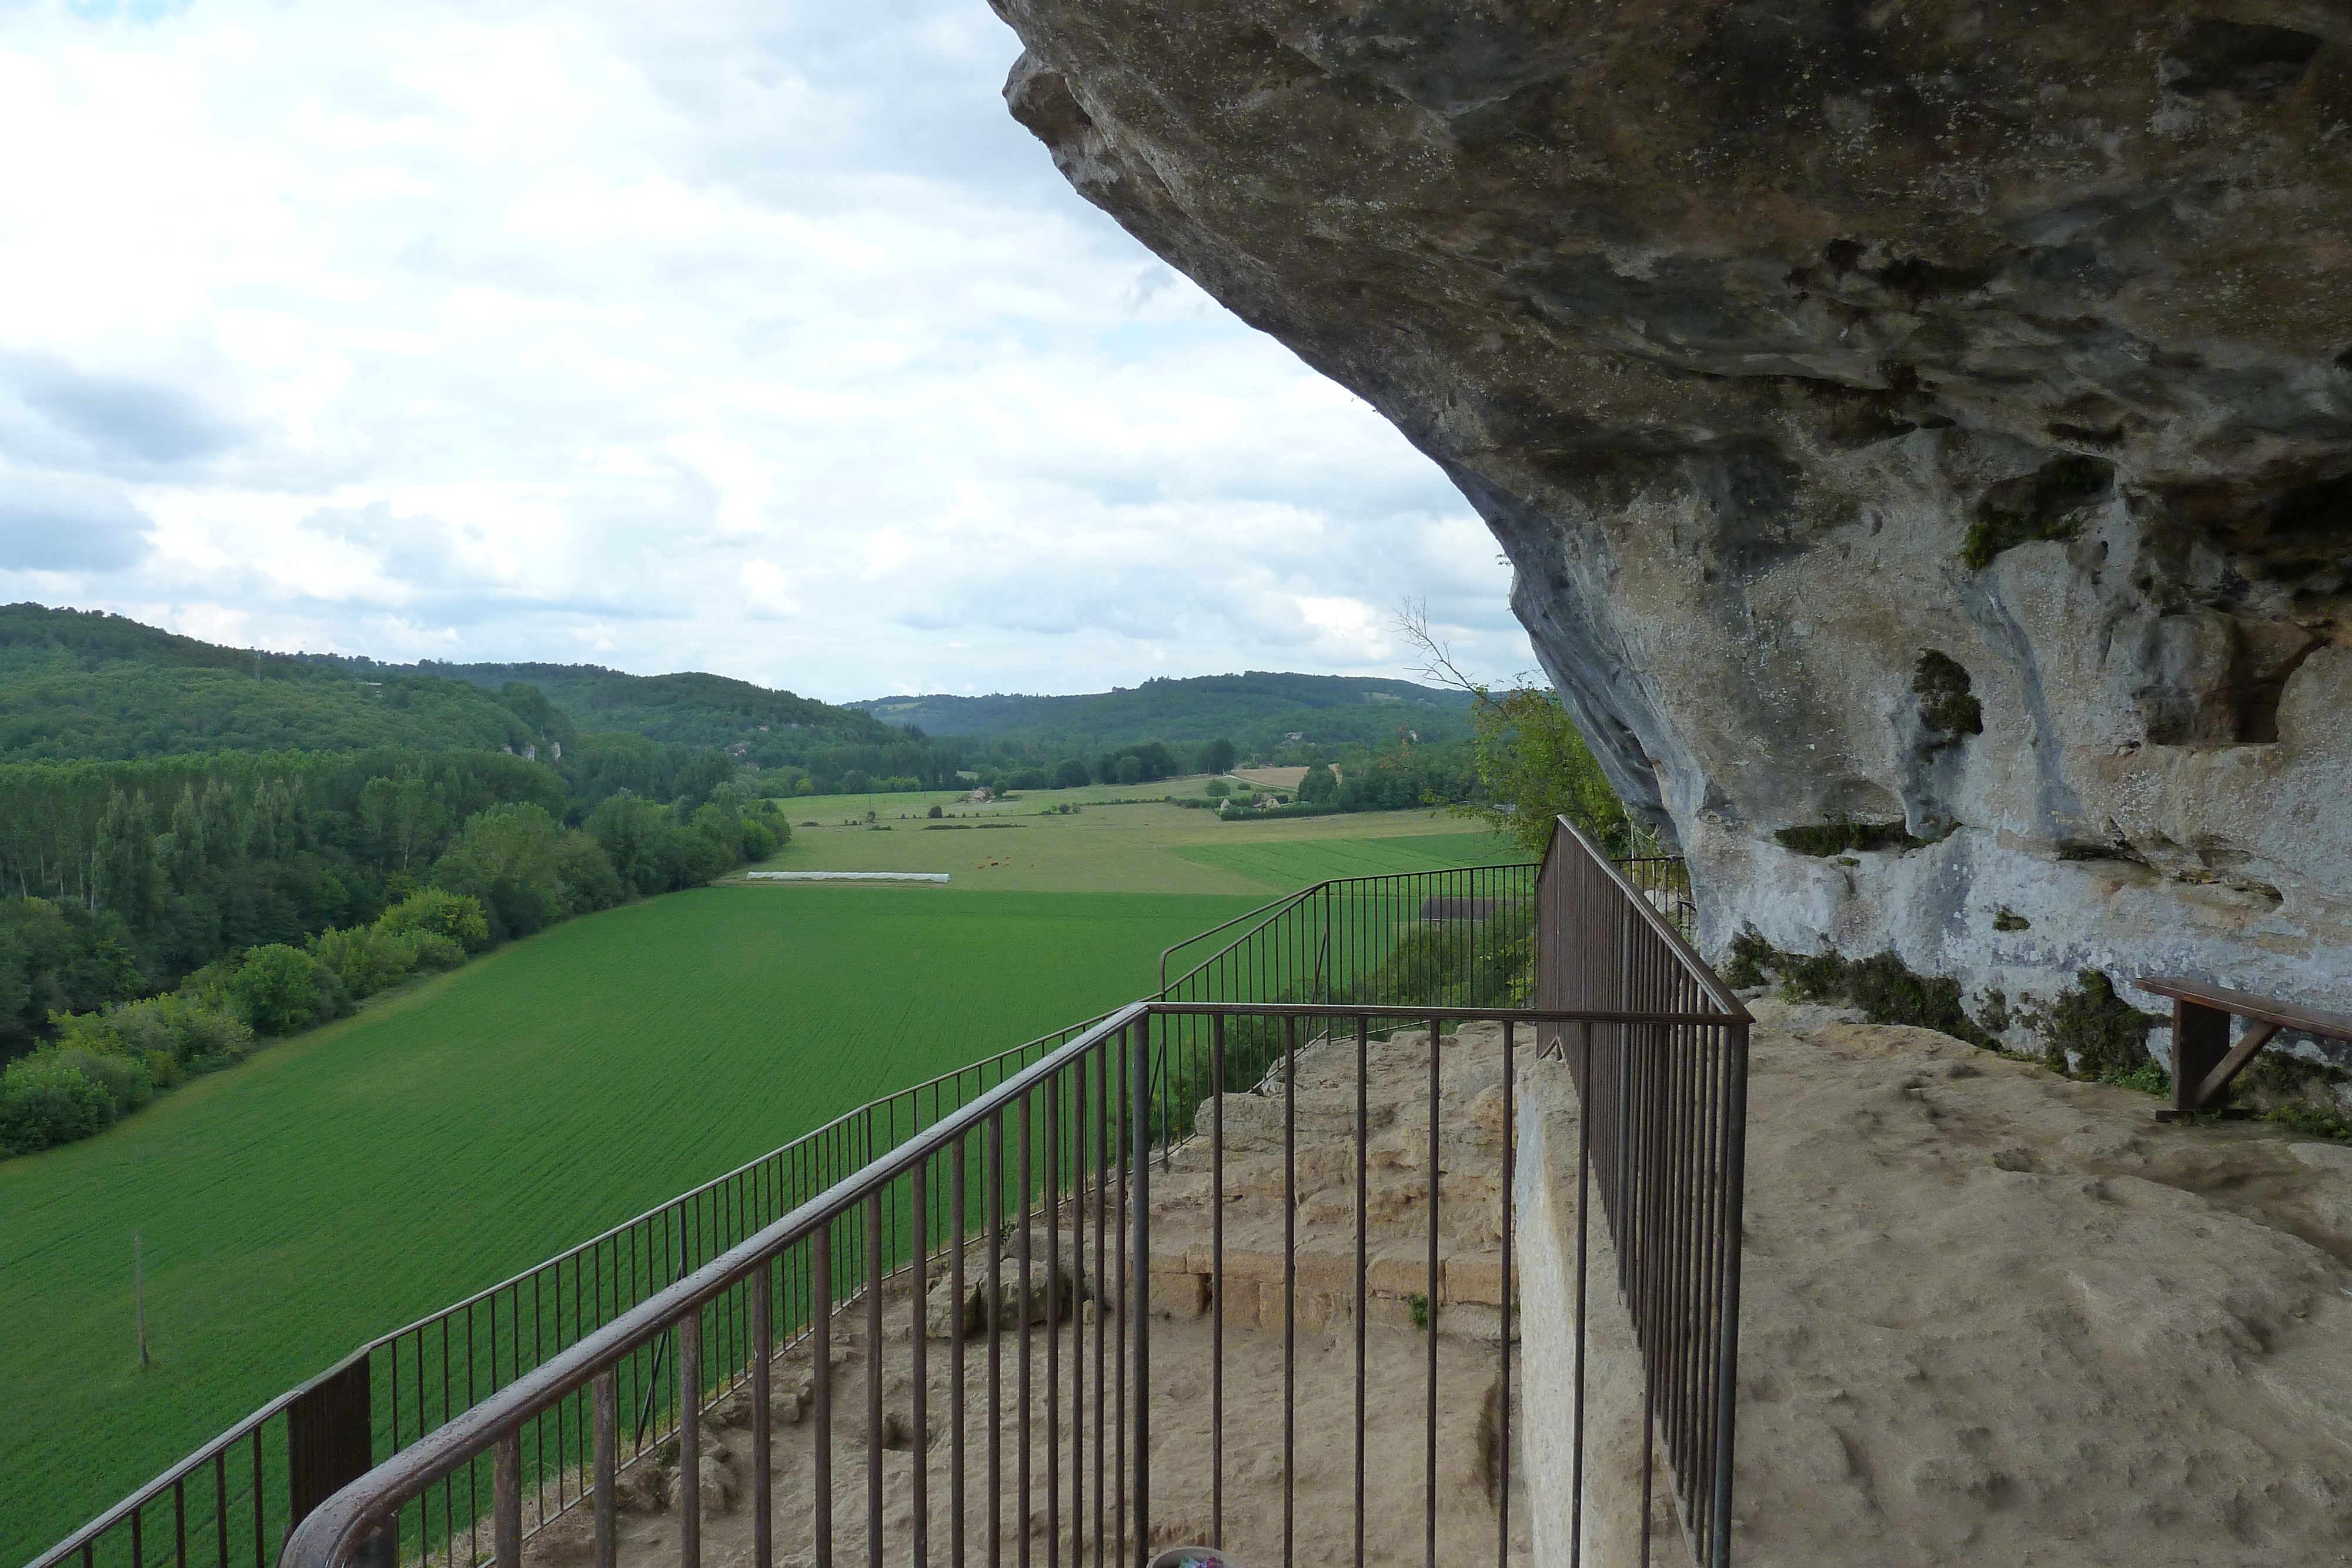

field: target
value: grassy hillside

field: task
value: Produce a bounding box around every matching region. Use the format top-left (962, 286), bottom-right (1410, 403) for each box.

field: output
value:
top-left (0, 882), bottom-right (1253, 1562)
top-left (849, 672), bottom-right (1475, 753)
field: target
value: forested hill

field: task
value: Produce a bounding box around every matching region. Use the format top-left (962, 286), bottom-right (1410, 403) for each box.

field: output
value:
top-left (0, 604), bottom-right (887, 764)
top-left (850, 673), bottom-right (1475, 753)
top-left (397, 664), bottom-right (870, 751)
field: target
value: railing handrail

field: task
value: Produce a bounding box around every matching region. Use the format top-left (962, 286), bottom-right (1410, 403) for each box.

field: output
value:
top-left (1545, 818), bottom-right (1748, 1021)
top-left (1155, 860), bottom-right (1540, 993)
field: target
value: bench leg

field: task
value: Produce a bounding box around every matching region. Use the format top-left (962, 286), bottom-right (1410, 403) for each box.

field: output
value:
top-left (2193, 1022), bottom-right (2282, 1109)
top-left (2172, 1000), bottom-right (2232, 1112)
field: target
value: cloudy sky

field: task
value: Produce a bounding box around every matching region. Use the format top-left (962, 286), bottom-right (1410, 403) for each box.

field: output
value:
top-left (0, 0), bottom-right (1532, 701)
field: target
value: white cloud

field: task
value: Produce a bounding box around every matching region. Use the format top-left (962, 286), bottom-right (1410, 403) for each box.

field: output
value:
top-left (0, 0), bottom-right (1536, 698)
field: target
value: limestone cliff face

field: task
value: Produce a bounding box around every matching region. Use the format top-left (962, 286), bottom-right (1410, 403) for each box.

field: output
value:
top-left (995, 0), bottom-right (2352, 1022)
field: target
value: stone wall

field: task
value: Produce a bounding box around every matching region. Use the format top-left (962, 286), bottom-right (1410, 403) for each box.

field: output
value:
top-left (990, 0), bottom-right (2352, 1026)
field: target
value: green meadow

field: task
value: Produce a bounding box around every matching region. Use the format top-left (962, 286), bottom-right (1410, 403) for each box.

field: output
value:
top-left (1, 802), bottom-right (1522, 1560)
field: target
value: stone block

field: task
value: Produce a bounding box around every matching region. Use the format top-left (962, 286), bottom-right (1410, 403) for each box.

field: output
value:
top-left (1150, 1270), bottom-right (1207, 1319)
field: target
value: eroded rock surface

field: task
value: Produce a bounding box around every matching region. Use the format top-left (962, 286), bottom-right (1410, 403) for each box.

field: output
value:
top-left (991, 0), bottom-right (2352, 1017)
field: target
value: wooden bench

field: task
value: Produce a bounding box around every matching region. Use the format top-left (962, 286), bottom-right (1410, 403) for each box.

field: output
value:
top-left (2137, 977), bottom-right (2352, 1114)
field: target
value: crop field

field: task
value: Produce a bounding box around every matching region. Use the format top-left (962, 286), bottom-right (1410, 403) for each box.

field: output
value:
top-left (0, 884), bottom-right (1255, 1562)
top-left (753, 799), bottom-right (1501, 895)
top-left (1170, 830), bottom-right (1525, 890)
top-left (776, 772), bottom-right (1227, 823)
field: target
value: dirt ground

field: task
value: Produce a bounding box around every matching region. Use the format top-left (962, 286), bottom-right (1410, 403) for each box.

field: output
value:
top-left (1716, 998), bottom-right (2352, 1566)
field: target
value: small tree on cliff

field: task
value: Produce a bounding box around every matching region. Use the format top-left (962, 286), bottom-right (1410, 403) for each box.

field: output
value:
top-left (1396, 600), bottom-right (1657, 860)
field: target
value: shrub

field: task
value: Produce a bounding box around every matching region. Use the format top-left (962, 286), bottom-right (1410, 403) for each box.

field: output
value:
top-left (587, 794), bottom-right (668, 895)
top-left (1052, 760), bottom-right (1090, 790)
top-left (378, 888), bottom-right (491, 950)
top-left (49, 1045), bottom-right (154, 1114)
top-left (78, 994), bottom-right (255, 1068)
top-left (657, 824), bottom-right (733, 888)
top-left (312, 924), bottom-right (423, 1000)
top-left (1204, 780), bottom-right (1230, 799)
top-left (0, 1054), bottom-right (115, 1154)
top-left (555, 831), bottom-right (625, 912)
top-left (432, 803), bottom-right (569, 939)
top-left (227, 945), bottom-right (347, 1036)
top-left (164, 997), bottom-right (258, 1063)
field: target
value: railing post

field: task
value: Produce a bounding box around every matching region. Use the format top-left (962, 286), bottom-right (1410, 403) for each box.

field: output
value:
top-left (678, 1313), bottom-right (701, 1568)
top-left (751, 1268), bottom-right (773, 1568)
top-left (287, 1356), bottom-right (372, 1536)
top-left (593, 1371), bottom-right (617, 1568)
top-left (493, 1430), bottom-right (520, 1568)
top-left (1128, 1015), bottom-right (1152, 1566)
top-left (1709, 1020), bottom-right (1750, 1568)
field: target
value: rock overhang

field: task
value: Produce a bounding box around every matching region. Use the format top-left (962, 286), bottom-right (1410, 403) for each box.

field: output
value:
top-left (992, 0), bottom-right (2352, 1024)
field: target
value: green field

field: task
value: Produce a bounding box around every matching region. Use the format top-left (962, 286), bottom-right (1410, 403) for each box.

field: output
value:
top-left (0, 884), bottom-right (1254, 1561)
top-left (1, 802), bottom-right (1525, 1561)
top-left (749, 798), bottom-right (1508, 896)
top-left (1170, 830), bottom-right (1524, 889)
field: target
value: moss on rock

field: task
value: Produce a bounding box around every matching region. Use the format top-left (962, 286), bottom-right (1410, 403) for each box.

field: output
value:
top-left (2036, 969), bottom-right (2164, 1077)
top-left (1773, 821), bottom-right (1922, 857)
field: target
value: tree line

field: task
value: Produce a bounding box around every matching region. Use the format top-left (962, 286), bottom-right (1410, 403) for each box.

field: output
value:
top-left (0, 745), bottom-right (789, 1052)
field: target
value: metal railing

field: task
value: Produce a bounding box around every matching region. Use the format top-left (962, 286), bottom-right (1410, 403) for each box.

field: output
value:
top-left (278, 1000), bottom-right (1631, 1568)
top-left (1157, 863), bottom-right (1539, 1006)
top-left (39, 824), bottom-right (1749, 1568)
top-left (1535, 822), bottom-right (1750, 1566)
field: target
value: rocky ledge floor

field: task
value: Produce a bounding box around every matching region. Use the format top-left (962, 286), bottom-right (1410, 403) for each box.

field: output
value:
top-left (1717, 998), bottom-right (2352, 1566)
